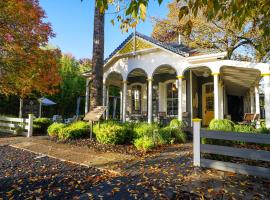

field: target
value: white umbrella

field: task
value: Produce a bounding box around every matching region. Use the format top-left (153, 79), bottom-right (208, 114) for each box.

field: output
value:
top-left (38, 97), bottom-right (56, 117)
top-left (39, 97), bottom-right (56, 106)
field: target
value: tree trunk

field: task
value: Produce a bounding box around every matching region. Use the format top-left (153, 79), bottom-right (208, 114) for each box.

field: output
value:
top-left (19, 98), bottom-right (23, 118)
top-left (90, 3), bottom-right (104, 109)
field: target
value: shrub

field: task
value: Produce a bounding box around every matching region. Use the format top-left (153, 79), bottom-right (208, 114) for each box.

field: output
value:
top-left (159, 126), bottom-right (173, 143)
top-left (256, 127), bottom-right (270, 134)
top-left (169, 119), bottom-right (186, 129)
top-left (133, 123), bottom-right (159, 138)
top-left (34, 118), bottom-right (52, 134)
top-left (47, 123), bottom-right (66, 138)
top-left (58, 121), bottom-right (89, 141)
top-left (234, 125), bottom-right (255, 133)
top-left (171, 128), bottom-right (187, 143)
top-left (209, 119), bottom-right (235, 132)
top-left (134, 136), bottom-right (155, 151)
top-left (122, 121), bottom-right (136, 143)
top-left (94, 122), bottom-right (128, 145)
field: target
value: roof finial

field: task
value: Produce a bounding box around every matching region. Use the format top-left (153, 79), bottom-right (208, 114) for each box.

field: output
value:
top-left (133, 26), bottom-right (137, 55)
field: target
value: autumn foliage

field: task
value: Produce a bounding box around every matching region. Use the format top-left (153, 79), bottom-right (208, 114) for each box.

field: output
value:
top-left (0, 0), bottom-right (61, 97)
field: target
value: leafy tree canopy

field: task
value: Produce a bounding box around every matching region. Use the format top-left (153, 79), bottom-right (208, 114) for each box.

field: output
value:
top-left (48, 54), bottom-right (91, 117)
top-left (0, 0), bottom-right (61, 97)
top-left (94, 0), bottom-right (269, 61)
top-left (152, 1), bottom-right (267, 61)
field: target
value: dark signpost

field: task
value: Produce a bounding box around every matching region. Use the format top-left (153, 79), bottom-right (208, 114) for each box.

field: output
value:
top-left (83, 106), bottom-right (106, 138)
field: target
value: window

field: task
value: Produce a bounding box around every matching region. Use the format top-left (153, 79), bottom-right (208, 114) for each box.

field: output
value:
top-left (167, 82), bottom-right (178, 115)
top-left (131, 85), bottom-right (141, 114)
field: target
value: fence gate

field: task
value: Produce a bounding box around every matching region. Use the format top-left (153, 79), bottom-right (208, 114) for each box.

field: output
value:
top-left (0, 114), bottom-right (34, 137)
top-left (193, 119), bottom-right (270, 179)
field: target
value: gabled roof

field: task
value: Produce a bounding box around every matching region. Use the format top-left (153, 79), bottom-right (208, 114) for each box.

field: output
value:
top-left (104, 32), bottom-right (196, 64)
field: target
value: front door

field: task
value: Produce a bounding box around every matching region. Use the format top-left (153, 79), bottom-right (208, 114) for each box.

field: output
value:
top-left (202, 83), bottom-right (214, 126)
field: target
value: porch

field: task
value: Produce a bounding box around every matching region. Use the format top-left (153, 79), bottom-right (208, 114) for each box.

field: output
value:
top-left (102, 61), bottom-right (269, 127)
top-left (83, 33), bottom-right (270, 127)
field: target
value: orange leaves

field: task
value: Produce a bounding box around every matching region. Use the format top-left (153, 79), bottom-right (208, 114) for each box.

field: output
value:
top-left (0, 0), bottom-right (60, 97)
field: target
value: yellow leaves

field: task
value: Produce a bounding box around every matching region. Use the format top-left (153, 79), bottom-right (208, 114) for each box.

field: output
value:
top-left (35, 188), bottom-right (42, 194)
top-left (6, 189), bottom-right (15, 197)
top-left (110, 19), bottom-right (114, 26)
top-left (207, 188), bottom-right (214, 193)
top-left (112, 187), bottom-right (120, 193)
top-left (139, 3), bottom-right (147, 21)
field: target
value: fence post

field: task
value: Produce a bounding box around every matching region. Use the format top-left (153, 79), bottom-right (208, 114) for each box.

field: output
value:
top-left (193, 118), bottom-right (201, 167)
top-left (27, 114), bottom-right (34, 137)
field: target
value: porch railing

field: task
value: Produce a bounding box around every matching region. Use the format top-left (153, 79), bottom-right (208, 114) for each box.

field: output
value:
top-left (193, 119), bottom-right (270, 179)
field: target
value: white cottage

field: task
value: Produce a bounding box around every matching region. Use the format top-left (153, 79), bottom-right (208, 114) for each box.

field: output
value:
top-left (85, 32), bottom-right (270, 128)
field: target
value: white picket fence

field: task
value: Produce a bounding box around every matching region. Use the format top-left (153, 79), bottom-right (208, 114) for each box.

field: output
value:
top-left (0, 115), bottom-right (34, 137)
top-left (193, 119), bottom-right (270, 179)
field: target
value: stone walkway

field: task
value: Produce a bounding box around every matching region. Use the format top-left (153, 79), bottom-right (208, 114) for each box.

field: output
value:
top-left (0, 136), bottom-right (135, 174)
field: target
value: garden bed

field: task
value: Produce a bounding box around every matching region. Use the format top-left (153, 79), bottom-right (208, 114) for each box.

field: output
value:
top-left (47, 119), bottom-right (189, 155)
top-left (50, 138), bottom-right (171, 157)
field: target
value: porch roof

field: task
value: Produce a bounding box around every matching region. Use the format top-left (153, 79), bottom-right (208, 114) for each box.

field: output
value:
top-left (104, 32), bottom-right (197, 64)
top-left (221, 67), bottom-right (261, 96)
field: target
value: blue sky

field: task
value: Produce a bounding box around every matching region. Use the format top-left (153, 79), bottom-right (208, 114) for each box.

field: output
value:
top-left (39, 0), bottom-right (171, 59)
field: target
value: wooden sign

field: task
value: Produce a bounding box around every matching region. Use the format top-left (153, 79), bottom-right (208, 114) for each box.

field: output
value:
top-left (84, 106), bottom-right (106, 122)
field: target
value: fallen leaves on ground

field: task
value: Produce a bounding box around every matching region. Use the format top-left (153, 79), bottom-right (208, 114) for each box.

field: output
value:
top-left (0, 144), bottom-right (269, 199)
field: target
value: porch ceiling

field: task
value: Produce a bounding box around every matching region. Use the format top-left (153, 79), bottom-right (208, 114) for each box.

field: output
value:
top-left (106, 73), bottom-right (123, 87)
top-left (221, 67), bottom-right (261, 96)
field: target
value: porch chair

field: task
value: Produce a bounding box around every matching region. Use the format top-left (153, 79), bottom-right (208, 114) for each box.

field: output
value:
top-left (239, 113), bottom-right (260, 126)
top-left (158, 112), bottom-right (167, 125)
top-left (64, 115), bottom-right (77, 124)
top-left (142, 111), bottom-right (148, 121)
top-left (52, 115), bottom-right (63, 123)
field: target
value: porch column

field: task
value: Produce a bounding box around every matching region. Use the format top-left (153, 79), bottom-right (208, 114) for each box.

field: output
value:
top-left (85, 78), bottom-right (90, 114)
top-left (102, 83), bottom-right (106, 106)
top-left (102, 83), bottom-right (106, 118)
top-left (120, 91), bottom-right (123, 120)
top-left (177, 76), bottom-right (183, 121)
top-left (122, 80), bottom-right (127, 122)
top-left (255, 85), bottom-right (260, 114)
top-left (250, 89), bottom-right (255, 113)
top-left (264, 75), bottom-right (270, 128)
top-left (213, 73), bottom-right (220, 119)
top-left (147, 77), bottom-right (153, 123)
top-left (106, 86), bottom-right (109, 120)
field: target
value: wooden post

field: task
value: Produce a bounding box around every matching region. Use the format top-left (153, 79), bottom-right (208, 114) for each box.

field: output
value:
top-left (27, 114), bottom-right (34, 137)
top-left (193, 118), bottom-right (201, 166)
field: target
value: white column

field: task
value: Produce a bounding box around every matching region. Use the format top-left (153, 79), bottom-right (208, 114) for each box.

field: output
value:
top-left (213, 73), bottom-right (220, 119)
top-left (255, 85), bottom-right (260, 114)
top-left (219, 82), bottom-right (224, 119)
top-left (190, 70), bottom-right (193, 126)
top-left (122, 80), bottom-right (127, 122)
top-left (120, 91), bottom-right (123, 120)
top-left (250, 89), bottom-right (255, 113)
top-left (102, 83), bottom-right (106, 118)
top-left (85, 78), bottom-right (90, 114)
top-left (193, 118), bottom-right (201, 166)
top-left (264, 75), bottom-right (270, 128)
top-left (106, 86), bottom-right (109, 120)
top-left (177, 76), bottom-right (183, 121)
top-left (147, 77), bottom-right (153, 123)
top-left (102, 83), bottom-right (106, 106)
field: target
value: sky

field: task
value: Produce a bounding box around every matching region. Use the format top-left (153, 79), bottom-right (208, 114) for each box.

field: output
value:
top-left (39, 0), bottom-right (171, 60)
